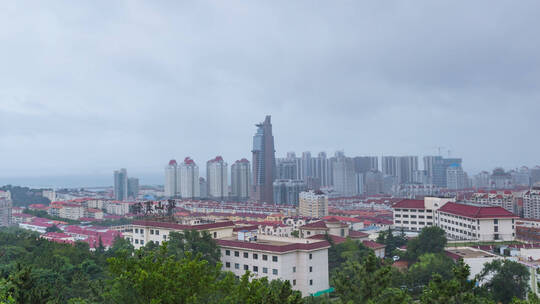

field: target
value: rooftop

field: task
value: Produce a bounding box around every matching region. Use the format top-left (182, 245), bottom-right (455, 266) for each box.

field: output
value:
top-left (216, 236), bottom-right (330, 253)
top-left (392, 199), bottom-right (425, 209)
top-left (445, 248), bottom-right (496, 259)
top-left (438, 202), bottom-right (517, 219)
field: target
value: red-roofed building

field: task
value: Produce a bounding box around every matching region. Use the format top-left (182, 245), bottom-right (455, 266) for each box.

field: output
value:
top-left (362, 240), bottom-right (386, 258)
top-left (436, 202), bottom-right (518, 241)
top-left (392, 197), bottom-right (454, 232)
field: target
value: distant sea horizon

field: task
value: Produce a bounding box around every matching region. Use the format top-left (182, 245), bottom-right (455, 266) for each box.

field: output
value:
top-left (0, 173), bottom-right (164, 189)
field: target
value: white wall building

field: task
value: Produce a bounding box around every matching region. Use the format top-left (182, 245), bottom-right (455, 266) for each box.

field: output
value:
top-left (392, 197), bottom-right (454, 231)
top-left (231, 159), bottom-right (251, 201)
top-left (436, 202), bottom-right (517, 241)
top-left (217, 234), bottom-right (330, 297)
top-left (164, 159), bottom-right (178, 197)
top-left (179, 157), bottom-right (200, 199)
top-left (207, 156), bottom-right (228, 200)
top-left (523, 188), bottom-right (540, 219)
top-left (299, 190), bottom-right (328, 218)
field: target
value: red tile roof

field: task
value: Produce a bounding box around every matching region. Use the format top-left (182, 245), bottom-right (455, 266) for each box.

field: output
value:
top-left (392, 199), bottom-right (424, 209)
top-left (308, 234), bottom-right (346, 244)
top-left (349, 230), bottom-right (369, 239)
top-left (216, 239), bottom-right (330, 253)
top-left (300, 221), bottom-right (328, 229)
top-left (362, 240), bottom-right (385, 250)
top-left (438, 202), bottom-right (517, 219)
top-left (132, 220), bottom-right (235, 230)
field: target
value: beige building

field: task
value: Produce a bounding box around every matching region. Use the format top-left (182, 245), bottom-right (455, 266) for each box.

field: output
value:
top-left (299, 190), bottom-right (328, 218)
top-left (217, 233), bottom-right (330, 297)
top-left (58, 203), bottom-right (85, 220)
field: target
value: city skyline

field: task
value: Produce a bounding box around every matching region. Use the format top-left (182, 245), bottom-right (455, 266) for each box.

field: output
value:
top-left (1, 2), bottom-right (539, 184)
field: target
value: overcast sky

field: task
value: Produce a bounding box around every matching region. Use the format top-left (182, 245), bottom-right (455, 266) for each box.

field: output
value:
top-left (0, 1), bottom-right (539, 187)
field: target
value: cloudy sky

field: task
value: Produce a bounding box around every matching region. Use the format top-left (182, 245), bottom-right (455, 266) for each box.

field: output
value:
top-left (0, 1), bottom-right (539, 187)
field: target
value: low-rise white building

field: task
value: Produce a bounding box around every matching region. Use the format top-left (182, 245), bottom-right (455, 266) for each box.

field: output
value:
top-left (436, 202), bottom-right (517, 241)
top-left (116, 220), bottom-right (235, 249)
top-left (392, 197), bottom-right (454, 231)
top-left (217, 234), bottom-right (330, 297)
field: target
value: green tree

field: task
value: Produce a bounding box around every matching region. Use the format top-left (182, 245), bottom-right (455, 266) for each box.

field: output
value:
top-left (420, 259), bottom-right (493, 304)
top-left (331, 253), bottom-right (392, 303)
top-left (328, 238), bottom-right (371, 274)
top-left (46, 225), bottom-right (63, 233)
top-left (406, 226), bottom-right (447, 261)
top-left (406, 253), bottom-right (455, 295)
top-left (290, 230), bottom-right (299, 238)
top-left (510, 292), bottom-right (540, 304)
top-left (376, 228), bottom-right (407, 257)
top-left (167, 230), bottom-right (220, 265)
top-left (476, 259), bottom-right (531, 304)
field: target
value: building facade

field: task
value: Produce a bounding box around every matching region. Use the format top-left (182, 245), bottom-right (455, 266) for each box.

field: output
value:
top-left (113, 168), bottom-right (128, 201)
top-left (523, 188), bottom-right (540, 219)
top-left (207, 156), bottom-right (228, 200)
top-left (299, 190), bottom-right (328, 218)
top-left (273, 179), bottom-right (307, 205)
top-left (231, 159), bottom-right (251, 201)
top-left (164, 159), bottom-right (179, 197)
top-left (251, 115), bottom-right (276, 203)
top-left (179, 157), bottom-right (200, 199)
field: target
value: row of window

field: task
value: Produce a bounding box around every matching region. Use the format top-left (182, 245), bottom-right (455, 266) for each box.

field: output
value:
top-left (225, 263), bottom-right (314, 286)
top-left (395, 209), bottom-right (432, 213)
top-left (395, 220), bottom-right (431, 226)
top-left (395, 214), bottom-right (432, 219)
top-left (225, 250), bottom-right (314, 261)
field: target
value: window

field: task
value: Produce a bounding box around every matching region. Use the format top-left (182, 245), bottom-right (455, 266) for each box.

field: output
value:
top-left (225, 262), bottom-right (230, 268)
top-left (293, 266), bottom-right (296, 273)
top-left (395, 220), bottom-right (401, 223)
top-left (309, 266), bottom-right (313, 272)
top-left (235, 251), bottom-right (239, 257)
top-left (243, 252), bottom-right (248, 258)
top-left (244, 265), bottom-right (248, 271)
top-left (309, 253), bottom-right (312, 260)
top-left (263, 267), bottom-right (268, 274)
top-left (262, 255), bottom-right (268, 261)
top-left (293, 280), bottom-right (296, 286)
top-left (163, 235), bottom-right (167, 240)
top-left (155, 230), bottom-right (159, 235)
top-left (135, 228), bottom-right (139, 233)
top-left (253, 253), bottom-right (258, 260)
top-left (494, 226), bottom-right (498, 232)
top-left (213, 232), bottom-right (217, 238)
top-left (226, 250), bottom-right (231, 256)
top-left (135, 239), bottom-right (139, 244)
top-left (272, 256), bottom-right (278, 262)
top-left (150, 229), bottom-right (154, 235)
top-left (234, 263), bottom-right (239, 269)
top-left (309, 279), bottom-right (313, 286)
top-left (395, 214), bottom-right (401, 217)
top-left (140, 240), bottom-right (144, 245)
top-left (253, 266), bottom-right (258, 272)
top-left (494, 219), bottom-right (499, 224)
top-left (272, 269), bottom-right (278, 275)
top-left (340, 229), bottom-right (345, 237)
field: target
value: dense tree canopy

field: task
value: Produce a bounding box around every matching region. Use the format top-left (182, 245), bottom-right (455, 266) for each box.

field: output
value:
top-left (406, 226), bottom-right (447, 261)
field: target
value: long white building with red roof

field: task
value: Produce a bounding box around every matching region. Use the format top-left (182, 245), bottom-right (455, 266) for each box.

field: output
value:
top-left (436, 202), bottom-right (518, 241)
top-left (391, 197), bottom-right (519, 241)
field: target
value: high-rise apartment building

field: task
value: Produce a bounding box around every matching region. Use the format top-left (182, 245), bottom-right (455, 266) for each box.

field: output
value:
top-left (206, 156), bottom-right (228, 200)
top-left (446, 164), bottom-right (467, 190)
top-left (398, 156), bottom-right (418, 184)
top-left (299, 190), bottom-right (328, 218)
top-left (113, 168), bottom-right (128, 201)
top-left (353, 156), bottom-right (378, 173)
top-left (127, 177), bottom-right (139, 199)
top-left (382, 156), bottom-right (399, 177)
top-left (164, 159), bottom-right (179, 197)
top-left (231, 159), bottom-right (251, 201)
top-left (531, 166), bottom-right (540, 186)
top-left (0, 199), bottom-right (12, 227)
top-left (273, 179), bottom-right (307, 205)
top-left (332, 152), bottom-right (356, 196)
top-left (251, 115), bottom-right (276, 203)
top-left (423, 156), bottom-right (462, 188)
top-left (179, 157), bottom-right (200, 199)
top-left (199, 177), bottom-right (208, 199)
top-left (364, 170), bottom-right (383, 196)
top-left (523, 186), bottom-right (540, 219)
top-left (276, 158), bottom-right (298, 180)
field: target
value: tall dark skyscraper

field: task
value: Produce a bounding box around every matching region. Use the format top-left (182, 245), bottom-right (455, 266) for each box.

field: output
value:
top-left (251, 115), bottom-right (276, 203)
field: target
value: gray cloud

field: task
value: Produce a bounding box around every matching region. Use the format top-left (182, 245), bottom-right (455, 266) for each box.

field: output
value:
top-left (0, 0), bottom-right (539, 185)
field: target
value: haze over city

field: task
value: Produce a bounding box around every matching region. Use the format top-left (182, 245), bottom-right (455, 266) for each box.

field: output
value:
top-left (1, 1), bottom-right (539, 188)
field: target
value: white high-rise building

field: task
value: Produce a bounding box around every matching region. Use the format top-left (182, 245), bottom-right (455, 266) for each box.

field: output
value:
top-left (299, 190), bottom-right (329, 218)
top-left (180, 157), bottom-right (200, 199)
top-left (113, 168), bottom-right (128, 201)
top-left (164, 159), bottom-right (179, 197)
top-left (231, 159), bottom-right (251, 201)
top-left (207, 156), bottom-right (228, 200)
